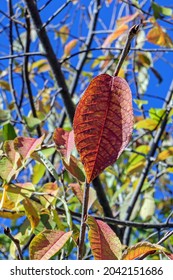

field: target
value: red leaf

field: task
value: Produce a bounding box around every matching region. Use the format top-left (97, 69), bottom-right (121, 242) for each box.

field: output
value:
top-left (87, 216), bottom-right (122, 260)
top-left (53, 128), bottom-right (75, 162)
top-left (14, 135), bottom-right (44, 160)
top-left (166, 253), bottom-right (173, 260)
top-left (73, 74), bottom-right (133, 183)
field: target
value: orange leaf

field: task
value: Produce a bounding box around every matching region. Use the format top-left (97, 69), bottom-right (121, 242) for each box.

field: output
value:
top-left (64, 39), bottom-right (77, 57)
top-left (29, 229), bottom-right (72, 260)
top-left (102, 24), bottom-right (128, 47)
top-left (87, 216), bottom-right (122, 260)
top-left (122, 241), bottom-right (168, 260)
top-left (14, 135), bottom-right (44, 160)
top-left (53, 128), bottom-right (75, 162)
top-left (116, 12), bottom-right (139, 27)
top-left (73, 74), bottom-right (133, 183)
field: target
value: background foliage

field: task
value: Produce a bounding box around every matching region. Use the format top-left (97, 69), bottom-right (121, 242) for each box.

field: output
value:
top-left (0, 0), bottom-right (173, 260)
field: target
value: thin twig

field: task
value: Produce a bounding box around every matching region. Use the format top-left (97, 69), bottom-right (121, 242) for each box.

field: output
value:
top-left (77, 180), bottom-right (90, 260)
top-left (8, 0), bottom-right (23, 121)
top-left (4, 227), bottom-right (23, 260)
top-left (42, 0), bottom-right (71, 29)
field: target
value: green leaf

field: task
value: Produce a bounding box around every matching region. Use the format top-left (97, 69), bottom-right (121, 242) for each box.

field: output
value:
top-left (5, 182), bottom-right (35, 198)
top-left (29, 229), bottom-right (72, 260)
top-left (0, 156), bottom-right (17, 182)
top-left (62, 155), bottom-right (85, 182)
top-left (140, 190), bottom-right (155, 221)
top-left (134, 118), bottom-right (158, 131)
top-left (3, 123), bottom-right (17, 140)
top-left (119, 190), bottom-right (140, 221)
top-left (126, 145), bottom-right (150, 174)
top-left (152, 2), bottom-right (172, 19)
top-left (39, 182), bottom-right (58, 208)
top-left (32, 162), bottom-right (46, 184)
top-left (0, 109), bottom-right (11, 125)
top-left (149, 108), bottom-right (165, 122)
top-left (134, 99), bottom-right (148, 109)
top-left (24, 116), bottom-right (41, 131)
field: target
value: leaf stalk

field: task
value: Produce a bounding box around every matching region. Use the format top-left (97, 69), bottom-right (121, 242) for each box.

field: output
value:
top-left (77, 180), bottom-right (90, 260)
top-left (114, 24), bottom-right (141, 76)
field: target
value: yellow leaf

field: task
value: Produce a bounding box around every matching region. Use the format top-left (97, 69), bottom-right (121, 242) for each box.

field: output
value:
top-left (31, 59), bottom-right (50, 73)
top-left (102, 24), bottom-right (128, 47)
top-left (23, 198), bottom-right (40, 230)
top-left (134, 118), bottom-right (158, 130)
top-left (157, 147), bottom-right (173, 161)
top-left (58, 25), bottom-right (69, 44)
top-left (0, 187), bottom-right (25, 219)
top-left (0, 80), bottom-right (11, 91)
top-left (147, 23), bottom-right (173, 47)
top-left (126, 145), bottom-right (150, 174)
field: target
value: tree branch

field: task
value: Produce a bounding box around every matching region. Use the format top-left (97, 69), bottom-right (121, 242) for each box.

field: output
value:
top-left (23, 0), bottom-right (75, 125)
top-left (23, 9), bottom-right (42, 137)
top-left (123, 79), bottom-right (173, 245)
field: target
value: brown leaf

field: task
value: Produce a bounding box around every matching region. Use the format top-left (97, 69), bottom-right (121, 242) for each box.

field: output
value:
top-left (73, 74), bottom-right (133, 183)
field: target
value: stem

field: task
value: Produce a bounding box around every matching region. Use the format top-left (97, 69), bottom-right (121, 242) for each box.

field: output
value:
top-left (114, 24), bottom-right (141, 76)
top-left (77, 181), bottom-right (90, 260)
top-left (4, 227), bottom-right (23, 260)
